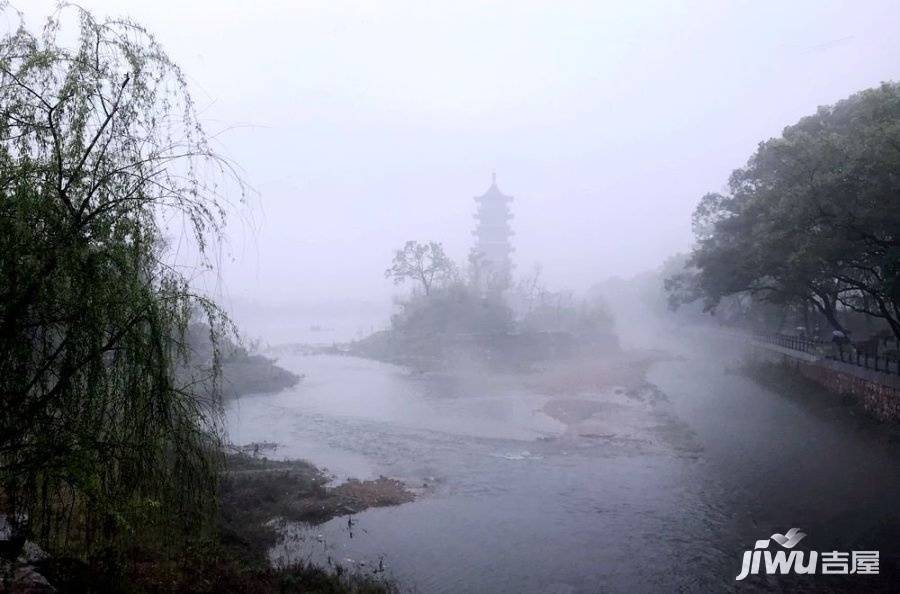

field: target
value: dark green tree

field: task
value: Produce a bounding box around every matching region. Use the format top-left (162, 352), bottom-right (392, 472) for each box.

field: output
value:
top-left (0, 4), bottom-right (240, 556)
top-left (671, 83), bottom-right (900, 338)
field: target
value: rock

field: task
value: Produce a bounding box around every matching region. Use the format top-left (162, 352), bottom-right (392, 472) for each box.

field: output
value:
top-left (16, 542), bottom-right (47, 564)
top-left (2, 564), bottom-right (56, 593)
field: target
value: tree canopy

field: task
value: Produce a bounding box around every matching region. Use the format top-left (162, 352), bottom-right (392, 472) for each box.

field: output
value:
top-left (670, 83), bottom-right (900, 338)
top-left (0, 4), bottom-right (239, 555)
top-left (385, 240), bottom-right (456, 296)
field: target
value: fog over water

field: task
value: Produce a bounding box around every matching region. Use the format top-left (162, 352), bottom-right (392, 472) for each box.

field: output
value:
top-left (10, 0), bottom-right (900, 592)
top-left (227, 335), bottom-right (900, 593)
top-left (25, 0), bottom-right (900, 334)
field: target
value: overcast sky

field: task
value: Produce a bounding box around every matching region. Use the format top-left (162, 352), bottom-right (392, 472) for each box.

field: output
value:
top-left (20, 1), bottom-right (900, 316)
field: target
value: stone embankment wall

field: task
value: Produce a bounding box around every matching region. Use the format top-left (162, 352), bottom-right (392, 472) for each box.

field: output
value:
top-left (750, 340), bottom-right (900, 421)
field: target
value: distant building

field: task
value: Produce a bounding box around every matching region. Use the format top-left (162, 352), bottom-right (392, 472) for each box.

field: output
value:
top-left (470, 172), bottom-right (514, 293)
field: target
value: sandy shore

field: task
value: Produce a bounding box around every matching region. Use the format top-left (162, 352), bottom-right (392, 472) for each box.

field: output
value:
top-left (518, 349), bottom-right (700, 455)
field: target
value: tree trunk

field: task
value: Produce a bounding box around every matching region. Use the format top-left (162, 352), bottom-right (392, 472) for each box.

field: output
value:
top-left (811, 290), bottom-right (848, 335)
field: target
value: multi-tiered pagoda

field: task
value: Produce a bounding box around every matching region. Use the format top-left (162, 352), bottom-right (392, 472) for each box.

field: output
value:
top-left (471, 172), bottom-right (514, 292)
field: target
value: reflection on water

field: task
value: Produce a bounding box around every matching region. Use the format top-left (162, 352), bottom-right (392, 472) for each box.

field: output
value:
top-left (226, 336), bottom-right (900, 593)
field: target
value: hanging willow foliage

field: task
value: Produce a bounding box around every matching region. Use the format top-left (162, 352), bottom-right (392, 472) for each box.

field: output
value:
top-left (0, 3), bottom-right (242, 556)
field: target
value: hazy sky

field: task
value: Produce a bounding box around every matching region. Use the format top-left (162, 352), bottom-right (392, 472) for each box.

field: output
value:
top-left (21, 1), bottom-right (900, 312)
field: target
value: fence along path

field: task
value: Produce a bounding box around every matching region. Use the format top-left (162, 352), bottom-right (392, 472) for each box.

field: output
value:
top-left (754, 332), bottom-right (900, 376)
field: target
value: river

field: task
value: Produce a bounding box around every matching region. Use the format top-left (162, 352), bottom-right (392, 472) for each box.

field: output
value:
top-left (225, 331), bottom-right (900, 593)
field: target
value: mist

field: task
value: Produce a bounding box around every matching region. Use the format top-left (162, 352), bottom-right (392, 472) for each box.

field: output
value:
top-left (25, 0), bottom-right (900, 337)
top-left (5, 1), bottom-right (900, 592)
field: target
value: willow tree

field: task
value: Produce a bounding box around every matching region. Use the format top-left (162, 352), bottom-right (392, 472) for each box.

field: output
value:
top-left (0, 4), bottom-right (240, 555)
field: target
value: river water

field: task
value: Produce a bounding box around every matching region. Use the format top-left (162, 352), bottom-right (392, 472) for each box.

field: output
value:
top-left (225, 332), bottom-right (900, 593)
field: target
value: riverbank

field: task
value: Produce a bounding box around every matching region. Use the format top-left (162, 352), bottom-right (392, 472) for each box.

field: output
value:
top-left (220, 452), bottom-right (415, 551)
top-left (347, 328), bottom-right (619, 374)
top-left (3, 452), bottom-right (412, 593)
top-left (741, 334), bottom-right (900, 421)
top-left (202, 452), bottom-right (413, 593)
top-left (221, 353), bottom-right (303, 399)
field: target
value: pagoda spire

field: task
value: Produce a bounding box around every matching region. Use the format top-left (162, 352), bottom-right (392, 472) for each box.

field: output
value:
top-left (471, 173), bottom-right (514, 292)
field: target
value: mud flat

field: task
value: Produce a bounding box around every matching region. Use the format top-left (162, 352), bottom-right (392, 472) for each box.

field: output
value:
top-left (222, 452), bottom-right (415, 527)
top-left (520, 350), bottom-right (701, 455)
top-left (522, 349), bottom-right (671, 395)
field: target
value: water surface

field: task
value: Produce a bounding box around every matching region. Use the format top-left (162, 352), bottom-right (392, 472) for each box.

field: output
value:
top-left (226, 335), bottom-right (900, 592)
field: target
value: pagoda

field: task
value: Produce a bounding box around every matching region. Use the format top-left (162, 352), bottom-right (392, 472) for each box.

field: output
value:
top-left (471, 172), bottom-right (514, 292)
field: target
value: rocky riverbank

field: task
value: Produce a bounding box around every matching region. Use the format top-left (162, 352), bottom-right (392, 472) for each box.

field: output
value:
top-left (221, 452), bottom-right (415, 535)
top-left (0, 450), bottom-right (414, 593)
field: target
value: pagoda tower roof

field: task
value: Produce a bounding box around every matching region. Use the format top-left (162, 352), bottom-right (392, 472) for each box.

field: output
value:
top-left (474, 171), bottom-right (513, 202)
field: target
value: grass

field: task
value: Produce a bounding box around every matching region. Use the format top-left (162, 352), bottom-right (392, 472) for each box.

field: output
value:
top-left (22, 454), bottom-right (405, 593)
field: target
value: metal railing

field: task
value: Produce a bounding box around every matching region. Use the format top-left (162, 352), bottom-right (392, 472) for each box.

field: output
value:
top-left (754, 332), bottom-right (822, 354)
top-left (755, 332), bottom-right (900, 376)
top-left (831, 345), bottom-right (900, 376)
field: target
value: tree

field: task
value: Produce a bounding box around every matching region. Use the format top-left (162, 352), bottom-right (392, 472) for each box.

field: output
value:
top-left (385, 240), bottom-right (455, 296)
top-left (390, 281), bottom-right (513, 338)
top-left (467, 247), bottom-right (512, 296)
top-left (466, 248), bottom-right (489, 295)
top-left (671, 83), bottom-right (900, 338)
top-left (511, 263), bottom-right (543, 317)
top-left (0, 5), bottom-right (240, 555)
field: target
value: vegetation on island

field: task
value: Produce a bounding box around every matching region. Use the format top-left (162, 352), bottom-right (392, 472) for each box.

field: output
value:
top-left (354, 241), bottom-right (618, 370)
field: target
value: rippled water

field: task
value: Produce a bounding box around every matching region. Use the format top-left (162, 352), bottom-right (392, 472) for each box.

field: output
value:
top-left (225, 334), bottom-right (900, 593)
